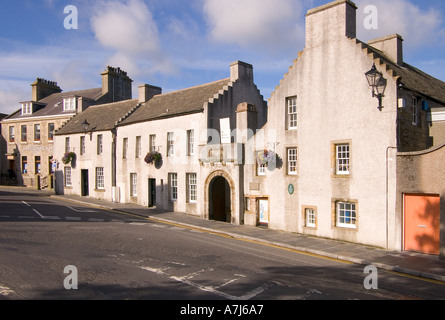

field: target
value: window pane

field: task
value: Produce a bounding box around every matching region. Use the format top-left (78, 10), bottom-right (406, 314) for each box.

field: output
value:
top-left (287, 97), bottom-right (297, 129)
top-left (288, 148), bottom-right (298, 175)
top-left (170, 173), bottom-right (178, 201)
top-left (167, 132), bottom-right (174, 157)
top-left (188, 173), bottom-right (197, 202)
top-left (337, 202), bottom-right (356, 228)
top-left (336, 144), bottom-right (350, 174)
top-left (48, 123), bottom-right (54, 141)
top-left (96, 167), bottom-right (104, 189)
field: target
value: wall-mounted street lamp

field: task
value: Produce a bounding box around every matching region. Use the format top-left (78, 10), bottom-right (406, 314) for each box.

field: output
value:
top-left (365, 63), bottom-right (387, 111)
top-left (81, 119), bottom-right (90, 134)
top-left (81, 119), bottom-right (92, 140)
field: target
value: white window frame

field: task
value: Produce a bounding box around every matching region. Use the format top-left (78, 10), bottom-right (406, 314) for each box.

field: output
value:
top-left (336, 202), bottom-right (357, 229)
top-left (97, 134), bottom-right (103, 155)
top-left (257, 163), bottom-right (266, 176)
top-left (287, 97), bottom-right (297, 130)
top-left (136, 136), bottom-right (142, 158)
top-left (305, 208), bottom-right (316, 228)
top-left (187, 130), bottom-right (195, 156)
top-left (149, 135), bottom-right (156, 152)
top-left (287, 148), bottom-right (298, 175)
top-left (187, 173), bottom-right (197, 203)
top-left (96, 167), bottom-right (105, 190)
top-left (167, 132), bottom-right (174, 157)
top-left (130, 173), bottom-right (138, 197)
top-left (21, 102), bottom-right (32, 115)
top-left (80, 136), bottom-right (86, 155)
top-left (64, 167), bottom-right (72, 187)
top-left (169, 173), bottom-right (178, 201)
top-left (336, 144), bottom-right (350, 175)
top-left (63, 97), bottom-right (76, 112)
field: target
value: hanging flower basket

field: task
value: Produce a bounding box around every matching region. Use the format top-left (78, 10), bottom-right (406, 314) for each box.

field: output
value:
top-left (256, 149), bottom-right (277, 165)
top-left (145, 151), bottom-right (162, 165)
top-left (62, 152), bottom-right (76, 165)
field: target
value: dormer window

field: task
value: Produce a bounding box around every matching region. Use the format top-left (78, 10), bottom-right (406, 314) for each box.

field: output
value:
top-left (63, 97), bottom-right (77, 112)
top-left (21, 102), bottom-right (33, 115)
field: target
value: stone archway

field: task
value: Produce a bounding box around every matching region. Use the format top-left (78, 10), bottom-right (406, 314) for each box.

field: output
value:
top-left (204, 171), bottom-right (235, 223)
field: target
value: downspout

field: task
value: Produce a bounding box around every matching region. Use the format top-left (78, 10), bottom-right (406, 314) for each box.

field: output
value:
top-left (112, 128), bottom-right (117, 191)
top-left (386, 146), bottom-right (398, 250)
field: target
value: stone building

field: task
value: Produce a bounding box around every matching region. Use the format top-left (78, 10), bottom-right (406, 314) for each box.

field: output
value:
top-left (53, 98), bottom-right (140, 201)
top-left (114, 61), bottom-right (266, 224)
top-left (52, 0), bottom-right (445, 258)
top-left (0, 66), bottom-right (133, 189)
top-left (246, 0), bottom-right (445, 256)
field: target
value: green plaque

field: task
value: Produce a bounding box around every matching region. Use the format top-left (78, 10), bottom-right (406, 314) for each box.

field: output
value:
top-left (288, 184), bottom-right (294, 195)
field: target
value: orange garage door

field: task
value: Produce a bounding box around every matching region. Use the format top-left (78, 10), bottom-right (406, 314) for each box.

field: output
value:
top-left (404, 194), bottom-right (440, 255)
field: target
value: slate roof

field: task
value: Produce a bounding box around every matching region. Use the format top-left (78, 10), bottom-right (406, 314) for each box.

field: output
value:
top-left (55, 99), bottom-right (139, 135)
top-left (361, 40), bottom-right (445, 105)
top-left (4, 88), bottom-right (103, 120)
top-left (118, 78), bottom-right (231, 127)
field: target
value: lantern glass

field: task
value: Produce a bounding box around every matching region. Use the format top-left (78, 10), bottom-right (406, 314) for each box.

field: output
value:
top-left (81, 119), bottom-right (90, 133)
top-left (375, 77), bottom-right (387, 97)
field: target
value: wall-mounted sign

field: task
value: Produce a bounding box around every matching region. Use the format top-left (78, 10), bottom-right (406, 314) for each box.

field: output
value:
top-left (288, 184), bottom-right (294, 195)
top-left (220, 118), bottom-right (231, 144)
top-left (259, 199), bottom-right (269, 225)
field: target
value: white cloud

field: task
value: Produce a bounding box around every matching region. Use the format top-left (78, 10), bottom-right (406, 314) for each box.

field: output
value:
top-left (91, 0), bottom-right (177, 77)
top-left (0, 85), bottom-right (28, 115)
top-left (356, 0), bottom-right (445, 48)
top-left (202, 0), bottom-right (305, 52)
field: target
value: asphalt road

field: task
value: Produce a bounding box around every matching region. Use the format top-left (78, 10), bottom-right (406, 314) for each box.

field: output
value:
top-left (0, 188), bottom-right (444, 304)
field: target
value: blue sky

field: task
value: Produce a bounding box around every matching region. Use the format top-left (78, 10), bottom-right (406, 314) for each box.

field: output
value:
top-left (0, 0), bottom-right (444, 115)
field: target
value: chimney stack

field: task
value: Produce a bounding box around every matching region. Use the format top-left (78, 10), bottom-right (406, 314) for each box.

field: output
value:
top-left (305, 0), bottom-right (357, 49)
top-left (230, 61), bottom-right (254, 83)
top-left (31, 78), bottom-right (62, 102)
top-left (101, 66), bottom-right (133, 102)
top-left (138, 84), bottom-right (162, 104)
top-left (368, 34), bottom-right (404, 65)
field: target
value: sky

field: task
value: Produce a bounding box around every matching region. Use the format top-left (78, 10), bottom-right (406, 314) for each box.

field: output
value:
top-left (0, 0), bottom-right (445, 115)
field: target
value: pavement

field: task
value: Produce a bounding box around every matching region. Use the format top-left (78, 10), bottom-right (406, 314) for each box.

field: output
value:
top-left (38, 191), bottom-right (445, 284)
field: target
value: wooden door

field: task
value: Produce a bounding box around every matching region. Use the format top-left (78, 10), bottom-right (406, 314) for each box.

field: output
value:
top-left (404, 194), bottom-right (440, 255)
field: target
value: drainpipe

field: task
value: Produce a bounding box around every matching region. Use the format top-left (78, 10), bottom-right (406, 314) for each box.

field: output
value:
top-left (112, 128), bottom-right (117, 189)
top-left (386, 146), bottom-right (398, 250)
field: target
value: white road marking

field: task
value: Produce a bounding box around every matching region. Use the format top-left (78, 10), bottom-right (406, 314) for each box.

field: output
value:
top-left (32, 209), bottom-right (45, 219)
top-left (22, 201), bottom-right (31, 207)
top-left (141, 266), bottom-right (268, 300)
top-left (216, 274), bottom-right (247, 289)
top-left (66, 217), bottom-right (82, 221)
top-left (0, 285), bottom-right (15, 297)
top-left (66, 206), bottom-right (97, 213)
top-left (32, 209), bottom-right (60, 220)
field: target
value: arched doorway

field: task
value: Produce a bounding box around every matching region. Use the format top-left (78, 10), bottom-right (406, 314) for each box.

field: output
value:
top-left (209, 176), bottom-right (231, 222)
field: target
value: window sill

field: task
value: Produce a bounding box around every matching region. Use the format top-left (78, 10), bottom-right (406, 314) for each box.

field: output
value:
top-left (335, 225), bottom-right (357, 231)
top-left (94, 189), bottom-right (106, 192)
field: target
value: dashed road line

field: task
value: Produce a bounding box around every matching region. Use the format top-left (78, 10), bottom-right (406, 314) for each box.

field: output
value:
top-left (22, 201), bottom-right (31, 207)
top-left (32, 209), bottom-right (45, 219)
